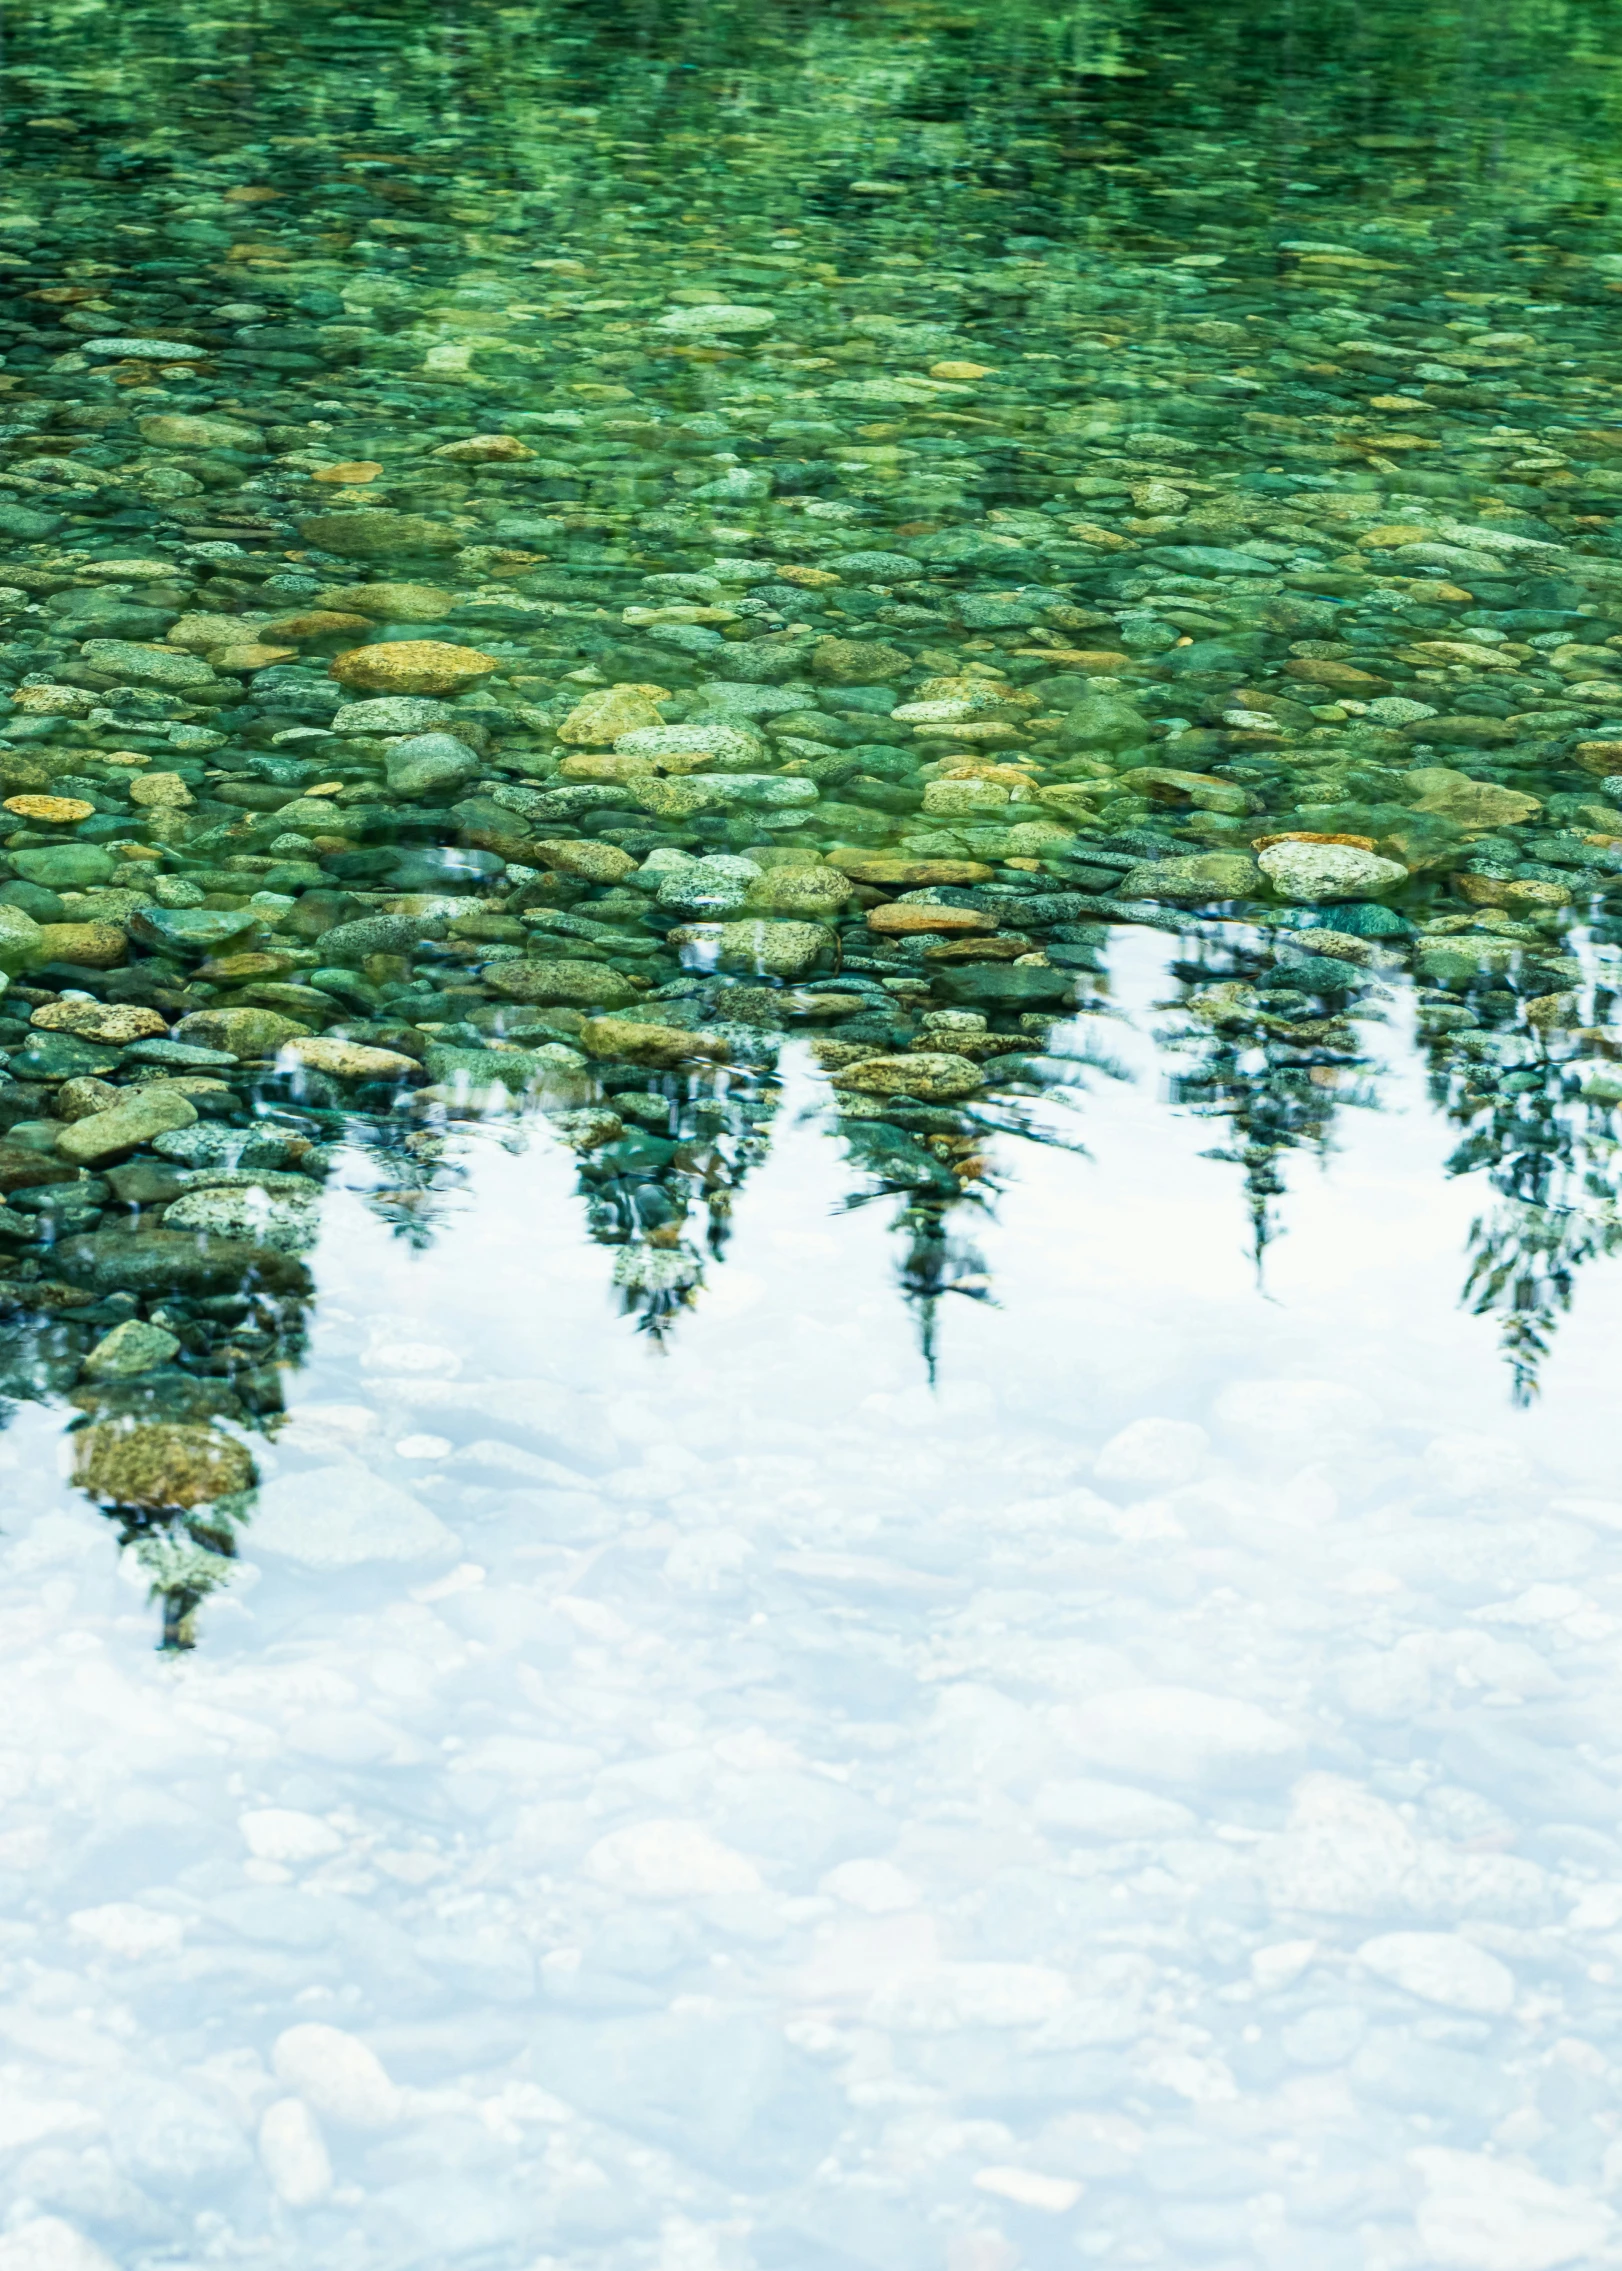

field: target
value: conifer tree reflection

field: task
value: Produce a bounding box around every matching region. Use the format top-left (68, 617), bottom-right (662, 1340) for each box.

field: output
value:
top-left (1422, 971), bottom-right (1622, 1405)
top-left (1157, 930), bottom-right (1384, 1271)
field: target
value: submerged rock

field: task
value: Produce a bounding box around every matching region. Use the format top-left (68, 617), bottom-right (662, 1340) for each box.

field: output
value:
top-left (72, 1421), bottom-right (255, 1510)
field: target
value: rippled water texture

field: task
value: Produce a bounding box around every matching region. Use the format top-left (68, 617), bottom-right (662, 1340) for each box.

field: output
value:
top-left (6, 2), bottom-right (1622, 2266)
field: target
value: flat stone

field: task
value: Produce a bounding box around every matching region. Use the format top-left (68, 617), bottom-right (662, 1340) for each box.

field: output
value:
top-left (615, 722), bottom-right (765, 767)
top-left (1357, 1932), bottom-right (1515, 2015)
top-left (3, 795), bottom-right (93, 824)
top-left (53, 1228), bottom-right (312, 1296)
top-left (139, 412), bottom-right (263, 449)
top-left (930, 963), bottom-right (1078, 1008)
top-left (1120, 852), bottom-right (1261, 902)
top-left (867, 903), bottom-right (998, 936)
top-left (77, 640), bottom-right (219, 692)
top-left (330, 696), bottom-right (458, 736)
top-left (485, 959), bottom-right (641, 1008)
top-left (298, 512), bottom-right (462, 558)
top-left (281, 1037), bottom-right (419, 1080)
top-left (57, 1076), bottom-right (122, 1122)
top-left (82, 1318), bottom-right (183, 1379)
top-left (577, 1017), bottom-right (730, 1067)
top-left (124, 1037), bottom-right (237, 1069)
top-left (668, 918), bottom-right (830, 978)
top-left (128, 771), bottom-right (192, 809)
top-left (162, 1185), bottom-right (320, 1251)
top-left (31, 1002), bottom-right (166, 1043)
top-left (1412, 2149), bottom-right (1614, 2271)
top-left (330, 640), bottom-right (498, 696)
top-left (129, 906), bottom-right (260, 954)
top-left (654, 302), bottom-right (777, 333)
top-left (72, 1420), bottom-right (255, 1510)
top-left (10, 847), bottom-right (115, 889)
top-left (35, 922), bottom-right (127, 968)
top-left (174, 1008), bottom-right (309, 1058)
top-left (424, 1042), bottom-right (592, 1101)
top-left (1258, 842), bottom-right (1408, 902)
top-left (56, 1087), bottom-right (198, 1165)
top-left (831, 1052), bottom-right (984, 1101)
top-left (827, 855), bottom-right (995, 887)
top-left (10, 1031), bottom-right (120, 1080)
top-left (323, 582), bottom-right (458, 620)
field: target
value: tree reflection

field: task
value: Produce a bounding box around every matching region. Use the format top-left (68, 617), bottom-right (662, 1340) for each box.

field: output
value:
top-left (1155, 930), bottom-right (1386, 1273)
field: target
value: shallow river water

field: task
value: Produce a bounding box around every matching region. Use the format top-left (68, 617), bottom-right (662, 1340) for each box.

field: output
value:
top-left (5, 2), bottom-right (1622, 2267)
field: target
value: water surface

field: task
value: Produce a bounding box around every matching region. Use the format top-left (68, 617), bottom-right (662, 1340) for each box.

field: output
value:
top-left (4, 4), bottom-right (1622, 2266)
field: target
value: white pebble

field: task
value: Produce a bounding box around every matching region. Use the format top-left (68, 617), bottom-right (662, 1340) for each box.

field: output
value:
top-left (585, 1819), bottom-right (761, 1897)
top-left (0, 2222), bottom-right (118, 2271)
top-left (239, 1808), bottom-right (345, 1864)
top-left (271, 2023), bottom-right (400, 2130)
top-left (1093, 1417), bottom-right (1208, 1489)
top-left (973, 2168), bottom-right (1084, 2213)
top-left (259, 2096), bottom-right (333, 2207)
top-left (67, 1903), bottom-right (185, 1959)
top-left (1412, 2148), bottom-right (1614, 2270)
top-left (1059, 1685), bottom-right (1303, 1787)
top-left (250, 1468), bottom-right (456, 1568)
top-left (1359, 1932), bottom-right (1515, 2015)
top-left (820, 1858), bottom-right (920, 1913)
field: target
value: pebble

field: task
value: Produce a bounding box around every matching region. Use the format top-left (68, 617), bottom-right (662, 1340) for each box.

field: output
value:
top-left (585, 1820), bottom-right (763, 1896)
top-left (71, 1421), bottom-right (255, 1510)
top-left (1258, 841), bottom-right (1410, 903)
top-left (1411, 2150), bottom-right (1614, 2271)
top-left (1060, 1686), bottom-right (1304, 1787)
top-left (258, 2097), bottom-right (333, 2208)
top-left (55, 1086), bottom-right (197, 1165)
top-left (271, 2024), bottom-right (402, 2130)
top-left (329, 640), bottom-right (498, 696)
top-left (1357, 1932), bottom-right (1516, 2014)
top-left (0, 18), bottom-right (1619, 2268)
top-left (0, 2223), bottom-right (119, 2271)
top-left (250, 1470), bottom-right (455, 1567)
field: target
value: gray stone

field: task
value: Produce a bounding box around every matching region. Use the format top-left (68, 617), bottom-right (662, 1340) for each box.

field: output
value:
top-left (316, 912), bottom-right (449, 964)
top-left (82, 1318), bottom-right (183, 1379)
top-left (654, 856), bottom-right (762, 917)
top-left (56, 1088), bottom-right (197, 1165)
top-left (128, 906), bottom-right (261, 954)
top-left (384, 733), bottom-right (483, 796)
top-left (162, 1185), bottom-right (320, 1253)
top-left (78, 640), bottom-right (220, 692)
top-left (330, 696), bottom-right (459, 736)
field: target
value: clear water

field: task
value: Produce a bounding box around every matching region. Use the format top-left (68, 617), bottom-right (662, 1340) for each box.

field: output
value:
top-left (4, 4), bottom-right (1622, 2266)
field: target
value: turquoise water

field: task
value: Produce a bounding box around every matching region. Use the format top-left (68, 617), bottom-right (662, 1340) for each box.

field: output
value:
top-left (3, 3), bottom-right (1622, 2265)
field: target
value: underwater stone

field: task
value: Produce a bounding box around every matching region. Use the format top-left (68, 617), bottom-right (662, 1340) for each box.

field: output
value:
top-left (330, 641), bottom-right (498, 696)
top-left (72, 1421), bottom-right (256, 1511)
top-left (1258, 842), bottom-right (1408, 902)
top-left (484, 960), bottom-right (641, 1008)
top-left (56, 1088), bottom-right (198, 1166)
